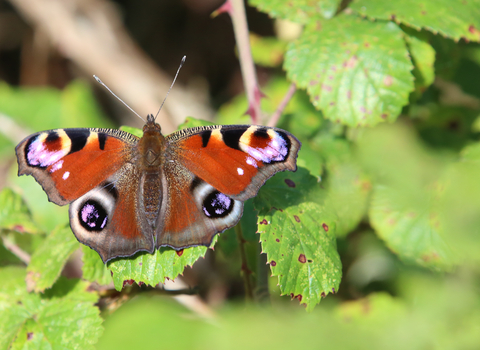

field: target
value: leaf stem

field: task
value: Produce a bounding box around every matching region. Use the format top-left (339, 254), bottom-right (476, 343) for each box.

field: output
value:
top-left (2, 235), bottom-right (31, 264)
top-left (234, 222), bottom-right (254, 300)
top-left (267, 83), bottom-right (297, 127)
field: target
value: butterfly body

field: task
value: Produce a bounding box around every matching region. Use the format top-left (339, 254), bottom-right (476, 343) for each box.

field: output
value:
top-left (16, 115), bottom-right (300, 262)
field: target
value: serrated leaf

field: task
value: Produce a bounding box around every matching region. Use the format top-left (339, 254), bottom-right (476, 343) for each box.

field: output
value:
top-left (250, 0), bottom-right (341, 23)
top-left (284, 14), bottom-right (414, 126)
top-left (0, 267), bottom-right (102, 350)
top-left (350, 0), bottom-right (480, 42)
top-left (26, 225), bottom-right (80, 292)
top-left (108, 238), bottom-right (216, 291)
top-left (0, 188), bottom-right (40, 234)
top-left (404, 28), bottom-right (436, 94)
top-left (82, 245), bottom-right (112, 285)
top-left (254, 168), bottom-right (340, 310)
top-left (258, 202), bottom-right (341, 311)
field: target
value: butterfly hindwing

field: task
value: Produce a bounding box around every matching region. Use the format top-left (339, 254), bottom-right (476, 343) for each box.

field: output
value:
top-left (156, 159), bottom-right (243, 249)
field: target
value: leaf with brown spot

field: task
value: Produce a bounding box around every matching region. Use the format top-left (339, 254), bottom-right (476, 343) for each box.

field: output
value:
top-left (257, 202), bottom-right (341, 311)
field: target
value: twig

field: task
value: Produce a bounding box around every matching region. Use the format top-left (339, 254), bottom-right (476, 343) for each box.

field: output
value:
top-left (219, 0), bottom-right (263, 124)
top-left (2, 236), bottom-right (31, 264)
top-left (267, 83), bottom-right (297, 127)
top-left (234, 222), bottom-right (254, 300)
top-left (0, 113), bottom-right (31, 144)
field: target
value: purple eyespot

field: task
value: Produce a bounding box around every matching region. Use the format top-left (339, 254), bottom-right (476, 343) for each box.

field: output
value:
top-left (203, 191), bottom-right (233, 218)
top-left (79, 200), bottom-right (108, 231)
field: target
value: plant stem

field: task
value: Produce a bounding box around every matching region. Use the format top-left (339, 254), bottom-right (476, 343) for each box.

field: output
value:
top-left (226, 0), bottom-right (263, 124)
top-left (256, 241), bottom-right (270, 302)
top-left (234, 222), bottom-right (254, 300)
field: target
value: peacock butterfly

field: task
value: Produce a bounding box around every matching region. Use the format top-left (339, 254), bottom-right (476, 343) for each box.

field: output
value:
top-left (15, 114), bottom-right (301, 262)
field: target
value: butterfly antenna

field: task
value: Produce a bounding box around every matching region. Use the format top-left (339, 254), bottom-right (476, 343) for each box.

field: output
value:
top-left (155, 55), bottom-right (186, 120)
top-left (93, 75), bottom-right (145, 122)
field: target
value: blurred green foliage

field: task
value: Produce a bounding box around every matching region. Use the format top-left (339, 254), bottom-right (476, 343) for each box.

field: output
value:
top-left (1, 0), bottom-right (480, 348)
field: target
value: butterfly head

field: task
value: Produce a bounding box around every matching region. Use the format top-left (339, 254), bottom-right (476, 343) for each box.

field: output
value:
top-left (144, 114), bottom-right (162, 134)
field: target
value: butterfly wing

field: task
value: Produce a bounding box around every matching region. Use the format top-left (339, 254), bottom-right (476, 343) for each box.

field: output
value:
top-left (16, 128), bottom-right (155, 262)
top-left (157, 125), bottom-right (300, 249)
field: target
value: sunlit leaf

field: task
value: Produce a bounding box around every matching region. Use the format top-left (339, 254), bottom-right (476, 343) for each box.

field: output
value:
top-left (250, 0), bottom-right (341, 23)
top-left (82, 245), bottom-right (112, 286)
top-left (285, 14), bottom-right (414, 126)
top-left (26, 225), bottom-right (79, 292)
top-left (351, 0), bottom-right (480, 42)
top-left (0, 267), bottom-right (103, 350)
top-left (0, 188), bottom-right (40, 234)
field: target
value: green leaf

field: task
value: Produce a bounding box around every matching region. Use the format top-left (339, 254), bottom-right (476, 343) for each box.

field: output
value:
top-left (436, 149), bottom-right (480, 263)
top-left (356, 122), bottom-right (455, 270)
top-left (250, 34), bottom-right (288, 67)
top-left (0, 267), bottom-right (103, 350)
top-left (284, 14), bottom-right (414, 126)
top-left (254, 167), bottom-right (321, 211)
top-left (0, 188), bottom-right (40, 234)
top-left (82, 245), bottom-right (112, 285)
top-left (178, 116), bottom-right (215, 129)
top-left (250, 0), bottom-right (341, 23)
top-left (254, 168), bottom-right (341, 311)
top-left (404, 28), bottom-right (436, 95)
top-left (369, 185), bottom-right (454, 270)
top-left (311, 135), bottom-right (371, 236)
top-left (108, 238), bottom-right (216, 291)
top-left (26, 225), bottom-right (80, 292)
top-left (296, 141), bottom-right (323, 177)
top-left (350, 0), bottom-right (480, 42)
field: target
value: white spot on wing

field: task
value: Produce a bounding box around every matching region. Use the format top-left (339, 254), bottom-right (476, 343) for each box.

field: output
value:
top-left (63, 171), bottom-right (70, 180)
top-left (49, 160), bottom-right (64, 173)
top-left (237, 167), bottom-right (244, 175)
top-left (246, 157), bottom-right (258, 168)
